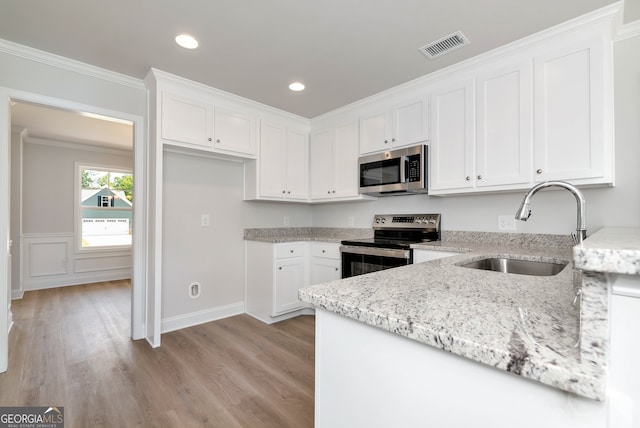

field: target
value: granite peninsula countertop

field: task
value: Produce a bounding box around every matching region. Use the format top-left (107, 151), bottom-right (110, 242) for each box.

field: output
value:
top-left (299, 231), bottom-right (608, 400)
top-left (574, 226), bottom-right (640, 275)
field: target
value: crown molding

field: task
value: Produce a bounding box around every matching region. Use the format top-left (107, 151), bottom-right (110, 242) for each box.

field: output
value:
top-left (147, 68), bottom-right (311, 125)
top-left (614, 19), bottom-right (640, 41)
top-left (23, 132), bottom-right (133, 155)
top-left (0, 39), bottom-right (145, 91)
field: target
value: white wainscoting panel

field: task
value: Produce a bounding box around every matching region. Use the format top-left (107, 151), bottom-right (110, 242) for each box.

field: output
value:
top-left (74, 254), bottom-right (132, 273)
top-left (29, 240), bottom-right (69, 277)
top-left (21, 233), bottom-right (132, 292)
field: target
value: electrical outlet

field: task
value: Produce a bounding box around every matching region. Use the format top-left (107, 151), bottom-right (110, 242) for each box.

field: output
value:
top-left (189, 282), bottom-right (201, 299)
top-left (348, 216), bottom-right (354, 227)
top-left (498, 215), bottom-right (516, 231)
top-left (283, 216), bottom-right (290, 226)
top-left (201, 214), bottom-right (210, 227)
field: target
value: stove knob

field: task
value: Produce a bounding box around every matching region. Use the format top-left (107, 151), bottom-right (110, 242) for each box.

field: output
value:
top-left (428, 218), bottom-right (436, 224)
top-left (381, 218), bottom-right (386, 224)
top-left (375, 218), bottom-right (380, 223)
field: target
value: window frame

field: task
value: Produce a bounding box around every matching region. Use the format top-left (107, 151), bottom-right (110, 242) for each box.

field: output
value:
top-left (75, 162), bottom-right (133, 252)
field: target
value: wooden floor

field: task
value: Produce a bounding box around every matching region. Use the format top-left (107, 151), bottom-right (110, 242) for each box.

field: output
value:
top-left (0, 280), bottom-right (315, 427)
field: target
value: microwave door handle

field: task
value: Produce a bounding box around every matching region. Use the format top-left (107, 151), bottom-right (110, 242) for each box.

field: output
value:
top-left (402, 156), bottom-right (409, 182)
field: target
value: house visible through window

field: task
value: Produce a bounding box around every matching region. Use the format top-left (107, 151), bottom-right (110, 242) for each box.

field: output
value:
top-left (80, 167), bottom-right (133, 248)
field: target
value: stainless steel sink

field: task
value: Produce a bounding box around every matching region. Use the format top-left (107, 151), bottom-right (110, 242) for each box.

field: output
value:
top-left (459, 257), bottom-right (568, 276)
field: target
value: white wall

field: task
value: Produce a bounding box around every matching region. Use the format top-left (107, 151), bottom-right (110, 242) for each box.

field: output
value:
top-left (0, 46), bottom-right (146, 116)
top-left (311, 34), bottom-right (640, 236)
top-left (22, 139), bottom-right (133, 234)
top-left (160, 152), bottom-right (313, 329)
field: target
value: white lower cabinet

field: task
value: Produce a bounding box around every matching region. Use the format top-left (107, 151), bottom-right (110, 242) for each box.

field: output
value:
top-left (246, 241), bottom-right (340, 324)
top-left (311, 242), bottom-right (341, 283)
top-left (412, 249), bottom-right (460, 263)
top-left (274, 255), bottom-right (307, 315)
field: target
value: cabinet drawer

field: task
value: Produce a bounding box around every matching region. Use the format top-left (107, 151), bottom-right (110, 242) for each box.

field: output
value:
top-left (275, 242), bottom-right (307, 259)
top-left (311, 242), bottom-right (340, 259)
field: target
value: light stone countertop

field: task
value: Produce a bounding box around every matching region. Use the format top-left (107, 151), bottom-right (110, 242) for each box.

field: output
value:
top-left (243, 227), bottom-right (373, 243)
top-left (573, 226), bottom-right (640, 275)
top-left (299, 233), bottom-right (608, 400)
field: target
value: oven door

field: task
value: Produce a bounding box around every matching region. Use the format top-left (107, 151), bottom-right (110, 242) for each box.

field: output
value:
top-left (340, 245), bottom-right (412, 278)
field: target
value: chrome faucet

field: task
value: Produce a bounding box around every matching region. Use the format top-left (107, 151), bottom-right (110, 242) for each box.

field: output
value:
top-left (515, 181), bottom-right (587, 244)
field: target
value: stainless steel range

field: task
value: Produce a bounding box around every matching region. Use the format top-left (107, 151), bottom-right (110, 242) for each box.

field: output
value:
top-left (340, 214), bottom-right (441, 278)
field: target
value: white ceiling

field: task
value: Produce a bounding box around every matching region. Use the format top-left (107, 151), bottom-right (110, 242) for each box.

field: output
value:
top-left (0, 0), bottom-right (617, 119)
top-left (11, 101), bottom-right (134, 151)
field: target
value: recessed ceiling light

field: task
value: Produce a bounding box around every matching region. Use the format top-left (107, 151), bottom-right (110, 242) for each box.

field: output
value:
top-left (175, 34), bottom-right (199, 49)
top-left (289, 82), bottom-right (305, 92)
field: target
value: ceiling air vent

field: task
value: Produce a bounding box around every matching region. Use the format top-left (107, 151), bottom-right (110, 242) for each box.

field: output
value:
top-left (419, 31), bottom-right (470, 59)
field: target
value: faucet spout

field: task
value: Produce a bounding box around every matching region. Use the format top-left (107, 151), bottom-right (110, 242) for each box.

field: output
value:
top-left (514, 181), bottom-right (587, 243)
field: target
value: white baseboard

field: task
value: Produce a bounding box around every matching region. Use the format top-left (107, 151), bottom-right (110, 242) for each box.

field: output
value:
top-left (23, 271), bottom-right (131, 291)
top-left (11, 289), bottom-right (24, 300)
top-left (161, 301), bottom-right (245, 333)
top-left (246, 307), bottom-right (315, 325)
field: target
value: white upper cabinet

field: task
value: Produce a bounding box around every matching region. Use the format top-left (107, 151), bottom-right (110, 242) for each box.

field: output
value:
top-left (359, 95), bottom-right (429, 155)
top-left (475, 60), bottom-right (532, 188)
top-left (430, 62), bottom-right (532, 194)
top-left (213, 106), bottom-right (256, 156)
top-left (161, 91), bottom-right (214, 149)
top-left (310, 119), bottom-right (360, 201)
top-left (285, 128), bottom-right (309, 201)
top-left (392, 96), bottom-right (430, 149)
top-left (533, 36), bottom-right (611, 184)
top-left (429, 77), bottom-right (475, 192)
top-left (258, 121), bottom-right (287, 198)
top-left (309, 129), bottom-right (334, 200)
top-left (160, 89), bottom-right (256, 159)
top-left (359, 109), bottom-right (390, 154)
top-left (430, 24), bottom-right (612, 195)
top-left (246, 119), bottom-right (309, 202)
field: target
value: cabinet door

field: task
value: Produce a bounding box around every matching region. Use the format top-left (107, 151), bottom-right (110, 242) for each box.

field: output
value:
top-left (429, 78), bottom-right (475, 192)
top-left (259, 121), bottom-right (287, 198)
top-left (311, 258), bottom-right (341, 284)
top-left (332, 121), bottom-right (359, 198)
top-left (161, 91), bottom-right (213, 148)
top-left (534, 38), bottom-right (606, 182)
top-left (392, 96), bottom-right (429, 149)
top-left (285, 129), bottom-right (309, 201)
top-left (476, 62), bottom-right (532, 187)
top-left (310, 129), bottom-right (335, 200)
top-left (273, 257), bottom-right (306, 315)
top-left (213, 107), bottom-right (255, 156)
top-left (360, 110), bottom-right (391, 154)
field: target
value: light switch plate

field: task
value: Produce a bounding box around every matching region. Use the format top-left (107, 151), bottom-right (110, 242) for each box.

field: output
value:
top-left (201, 214), bottom-right (210, 227)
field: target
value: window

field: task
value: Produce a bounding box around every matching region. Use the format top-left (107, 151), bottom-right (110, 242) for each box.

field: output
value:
top-left (78, 165), bottom-right (133, 249)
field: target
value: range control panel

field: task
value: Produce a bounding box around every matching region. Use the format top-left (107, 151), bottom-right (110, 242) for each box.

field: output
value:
top-left (373, 214), bottom-right (441, 229)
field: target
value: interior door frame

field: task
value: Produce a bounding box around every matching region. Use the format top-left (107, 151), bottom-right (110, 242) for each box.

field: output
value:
top-left (0, 87), bottom-right (150, 372)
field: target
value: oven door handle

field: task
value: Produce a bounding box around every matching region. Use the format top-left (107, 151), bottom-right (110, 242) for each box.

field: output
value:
top-left (340, 245), bottom-right (411, 259)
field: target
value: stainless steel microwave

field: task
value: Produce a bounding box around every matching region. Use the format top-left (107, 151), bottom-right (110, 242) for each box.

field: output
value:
top-left (358, 145), bottom-right (428, 196)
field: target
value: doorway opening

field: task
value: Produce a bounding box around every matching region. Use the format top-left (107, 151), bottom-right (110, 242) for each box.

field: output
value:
top-left (0, 90), bottom-right (148, 374)
top-left (9, 99), bottom-right (136, 335)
